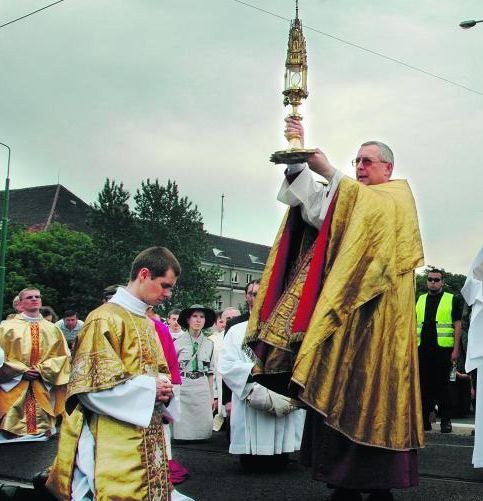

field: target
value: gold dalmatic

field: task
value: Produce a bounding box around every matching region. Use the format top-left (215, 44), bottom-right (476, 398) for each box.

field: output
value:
top-left (0, 317), bottom-right (70, 437)
top-left (47, 303), bottom-right (172, 500)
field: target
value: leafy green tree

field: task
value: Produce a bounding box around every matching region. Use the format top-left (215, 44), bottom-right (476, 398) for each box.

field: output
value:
top-left (133, 179), bottom-right (219, 312)
top-left (2, 179), bottom-right (220, 319)
top-left (88, 179), bottom-right (140, 289)
top-left (4, 224), bottom-right (101, 317)
top-left (415, 266), bottom-right (467, 298)
top-left (88, 178), bottom-right (220, 313)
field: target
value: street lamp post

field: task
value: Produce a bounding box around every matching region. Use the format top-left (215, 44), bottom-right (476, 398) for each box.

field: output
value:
top-left (0, 142), bottom-right (11, 321)
top-left (459, 19), bottom-right (483, 29)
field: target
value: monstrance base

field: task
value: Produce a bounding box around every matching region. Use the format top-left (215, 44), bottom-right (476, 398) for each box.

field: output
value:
top-left (270, 148), bottom-right (317, 165)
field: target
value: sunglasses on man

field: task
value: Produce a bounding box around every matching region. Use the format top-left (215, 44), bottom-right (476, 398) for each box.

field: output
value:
top-left (427, 278), bottom-right (441, 283)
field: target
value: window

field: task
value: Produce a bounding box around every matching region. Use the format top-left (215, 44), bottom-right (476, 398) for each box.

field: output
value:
top-left (248, 253), bottom-right (265, 265)
top-left (217, 271), bottom-right (225, 282)
top-left (213, 248), bottom-right (230, 259)
top-left (246, 273), bottom-right (253, 284)
top-left (216, 296), bottom-right (223, 310)
top-left (231, 271), bottom-right (239, 284)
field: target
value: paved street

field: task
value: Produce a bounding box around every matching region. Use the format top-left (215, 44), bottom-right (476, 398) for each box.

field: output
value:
top-left (1, 419), bottom-right (482, 501)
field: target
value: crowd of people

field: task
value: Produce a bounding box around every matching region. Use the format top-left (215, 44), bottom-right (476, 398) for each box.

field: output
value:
top-left (0, 118), bottom-right (481, 501)
top-left (0, 252), bottom-right (306, 500)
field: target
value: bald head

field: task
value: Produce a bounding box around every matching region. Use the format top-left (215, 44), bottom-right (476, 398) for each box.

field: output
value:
top-left (222, 307), bottom-right (241, 323)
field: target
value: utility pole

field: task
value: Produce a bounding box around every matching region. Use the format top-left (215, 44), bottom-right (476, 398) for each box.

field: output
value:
top-left (0, 142), bottom-right (11, 321)
top-left (220, 193), bottom-right (224, 236)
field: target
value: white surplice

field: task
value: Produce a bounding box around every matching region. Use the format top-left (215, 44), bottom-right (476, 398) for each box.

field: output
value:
top-left (218, 321), bottom-right (305, 455)
top-left (278, 164), bottom-right (343, 229)
top-left (462, 246), bottom-right (483, 468)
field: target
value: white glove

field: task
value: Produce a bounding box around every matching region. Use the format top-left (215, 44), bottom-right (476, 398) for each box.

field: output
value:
top-left (246, 383), bottom-right (272, 412)
top-left (246, 383), bottom-right (296, 417)
top-left (267, 389), bottom-right (296, 417)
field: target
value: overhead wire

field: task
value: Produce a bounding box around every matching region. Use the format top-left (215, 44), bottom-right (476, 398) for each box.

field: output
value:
top-left (1, 0), bottom-right (480, 97)
top-left (233, 0), bottom-right (483, 97)
top-left (0, 1), bottom-right (65, 30)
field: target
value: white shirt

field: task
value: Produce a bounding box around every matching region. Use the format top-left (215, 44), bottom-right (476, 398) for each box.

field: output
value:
top-left (278, 164), bottom-right (343, 229)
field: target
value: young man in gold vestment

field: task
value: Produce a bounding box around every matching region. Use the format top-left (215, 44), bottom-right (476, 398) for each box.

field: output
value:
top-left (0, 287), bottom-right (70, 442)
top-left (245, 119), bottom-right (425, 501)
top-left (46, 247), bottom-right (186, 500)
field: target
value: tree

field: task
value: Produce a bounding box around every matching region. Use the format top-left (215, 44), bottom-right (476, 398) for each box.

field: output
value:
top-left (4, 224), bottom-right (101, 317)
top-left (416, 266), bottom-right (467, 298)
top-left (88, 179), bottom-right (140, 289)
top-left (88, 178), bottom-right (220, 313)
top-left (133, 179), bottom-right (219, 311)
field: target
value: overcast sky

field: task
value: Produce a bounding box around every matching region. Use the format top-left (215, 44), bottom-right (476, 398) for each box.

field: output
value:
top-left (0, 1), bottom-right (481, 274)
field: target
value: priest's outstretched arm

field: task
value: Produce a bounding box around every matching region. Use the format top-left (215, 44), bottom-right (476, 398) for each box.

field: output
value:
top-left (278, 119), bottom-right (343, 230)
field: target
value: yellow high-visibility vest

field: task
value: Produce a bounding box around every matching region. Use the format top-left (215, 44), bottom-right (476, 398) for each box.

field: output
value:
top-left (416, 292), bottom-right (454, 347)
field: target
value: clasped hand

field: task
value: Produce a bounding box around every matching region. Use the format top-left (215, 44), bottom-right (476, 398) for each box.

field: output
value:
top-left (23, 368), bottom-right (41, 381)
top-left (155, 376), bottom-right (173, 404)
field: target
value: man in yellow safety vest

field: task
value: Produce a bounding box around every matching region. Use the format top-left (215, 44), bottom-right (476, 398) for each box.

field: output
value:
top-left (416, 268), bottom-right (464, 433)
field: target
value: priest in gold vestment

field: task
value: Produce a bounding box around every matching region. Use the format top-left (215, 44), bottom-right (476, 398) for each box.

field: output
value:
top-left (46, 247), bottom-right (185, 501)
top-left (0, 288), bottom-right (70, 442)
top-left (245, 119), bottom-right (424, 501)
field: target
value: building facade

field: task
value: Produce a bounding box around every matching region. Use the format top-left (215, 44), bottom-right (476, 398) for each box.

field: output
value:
top-left (202, 234), bottom-right (270, 311)
top-left (1, 185), bottom-right (271, 312)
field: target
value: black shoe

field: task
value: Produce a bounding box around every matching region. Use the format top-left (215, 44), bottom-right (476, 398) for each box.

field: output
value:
top-left (440, 419), bottom-right (452, 433)
top-left (367, 490), bottom-right (394, 501)
top-left (328, 488), bottom-right (363, 501)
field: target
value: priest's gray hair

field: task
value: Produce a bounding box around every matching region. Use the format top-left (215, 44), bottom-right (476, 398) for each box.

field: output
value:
top-left (361, 141), bottom-right (394, 164)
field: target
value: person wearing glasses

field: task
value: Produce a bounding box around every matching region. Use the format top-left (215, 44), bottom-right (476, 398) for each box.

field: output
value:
top-left (416, 268), bottom-right (464, 434)
top-left (0, 288), bottom-right (70, 442)
top-left (244, 118), bottom-right (424, 501)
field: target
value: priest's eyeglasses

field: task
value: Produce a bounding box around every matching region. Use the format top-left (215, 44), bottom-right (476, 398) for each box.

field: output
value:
top-left (352, 157), bottom-right (389, 167)
top-left (427, 278), bottom-right (441, 283)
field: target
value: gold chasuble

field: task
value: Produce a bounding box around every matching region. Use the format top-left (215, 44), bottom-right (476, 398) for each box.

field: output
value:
top-left (46, 303), bottom-right (172, 501)
top-left (0, 316), bottom-right (70, 437)
top-left (245, 176), bottom-right (425, 451)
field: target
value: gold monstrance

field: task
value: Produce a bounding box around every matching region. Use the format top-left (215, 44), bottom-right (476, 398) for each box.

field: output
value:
top-left (271, 1), bottom-right (316, 164)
